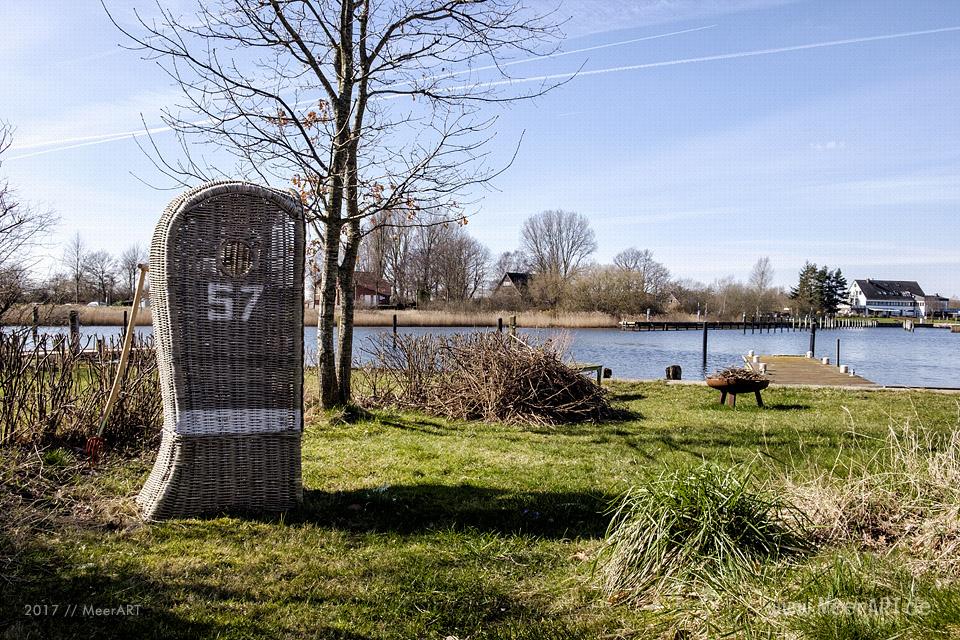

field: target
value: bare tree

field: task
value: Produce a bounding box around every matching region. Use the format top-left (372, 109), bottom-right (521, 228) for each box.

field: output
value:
top-left (62, 233), bottom-right (87, 305)
top-left (612, 247), bottom-right (671, 300)
top-left (0, 124), bottom-right (56, 315)
top-left (749, 256), bottom-right (774, 316)
top-left (409, 223), bottom-right (445, 303)
top-left (520, 210), bottom-right (596, 281)
top-left (83, 250), bottom-right (118, 305)
top-left (359, 209), bottom-right (414, 304)
top-left (118, 243), bottom-right (148, 300)
top-left (493, 250), bottom-right (527, 278)
top-left (111, 1), bottom-right (561, 407)
top-left (433, 226), bottom-right (490, 301)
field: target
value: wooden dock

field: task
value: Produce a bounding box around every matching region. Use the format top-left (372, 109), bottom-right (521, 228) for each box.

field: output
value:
top-left (618, 318), bottom-right (881, 332)
top-left (744, 355), bottom-right (877, 387)
top-left (620, 320), bottom-right (794, 331)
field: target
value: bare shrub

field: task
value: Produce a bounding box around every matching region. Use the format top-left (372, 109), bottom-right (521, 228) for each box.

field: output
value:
top-left (357, 332), bottom-right (609, 426)
top-left (0, 328), bottom-right (160, 447)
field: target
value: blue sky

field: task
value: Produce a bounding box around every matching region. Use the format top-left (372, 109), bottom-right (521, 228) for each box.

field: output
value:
top-left (2, 0), bottom-right (959, 295)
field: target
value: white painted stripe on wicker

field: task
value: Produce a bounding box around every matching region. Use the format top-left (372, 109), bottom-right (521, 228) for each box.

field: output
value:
top-left (172, 409), bottom-right (302, 436)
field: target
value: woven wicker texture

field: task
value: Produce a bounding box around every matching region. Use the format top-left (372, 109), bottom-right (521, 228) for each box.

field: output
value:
top-left (138, 181), bottom-right (305, 521)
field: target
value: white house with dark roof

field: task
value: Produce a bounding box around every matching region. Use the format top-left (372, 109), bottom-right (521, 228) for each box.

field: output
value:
top-left (844, 279), bottom-right (948, 318)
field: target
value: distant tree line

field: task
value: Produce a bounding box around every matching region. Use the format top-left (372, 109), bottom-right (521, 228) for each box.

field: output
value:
top-left (337, 208), bottom-right (799, 320)
top-left (0, 116), bottom-right (847, 321)
top-left (4, 201), bottom-right (843, 323)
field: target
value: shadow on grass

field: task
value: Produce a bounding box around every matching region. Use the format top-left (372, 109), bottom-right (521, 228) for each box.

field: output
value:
top-left (374, 415), bottom-right (456, 435)
top-left (608, 392), bottom-right (646, 403)
top-left (765, 404), bottom-right (812, 411)
top-left (2, 529), bottom-right (587, 640)
top-left (0, 537), bottom-right (369, 640)
top-left (604, 406), bottom-right (644, 421)
top-left (291, 483), bottom-right (614, 539)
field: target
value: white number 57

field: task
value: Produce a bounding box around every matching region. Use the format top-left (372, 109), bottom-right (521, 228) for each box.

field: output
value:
top-left (207, 283), bottom-right (263, 321)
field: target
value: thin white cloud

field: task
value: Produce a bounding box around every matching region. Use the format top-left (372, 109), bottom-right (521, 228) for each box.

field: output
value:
top-left (431, 24), bottom-right (716, 81)
top-left (604, 209), bottom-right (724, 225)
top-left (810, 140), bottom-right (845, 151)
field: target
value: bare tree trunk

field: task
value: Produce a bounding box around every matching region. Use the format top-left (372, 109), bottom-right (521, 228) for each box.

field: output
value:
top-left (336, 223), bottom-right (361, 405)
top-left (317, 221), bottom-right (341, 407)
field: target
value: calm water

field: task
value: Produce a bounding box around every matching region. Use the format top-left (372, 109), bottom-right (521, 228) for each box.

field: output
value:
top-left (16, 324), bottom-right (960, 388)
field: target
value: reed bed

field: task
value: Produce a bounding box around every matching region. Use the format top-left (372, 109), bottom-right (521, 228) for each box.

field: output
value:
top-left (3, 304), bottom-right (618, 329)
top-left (348, 309), bottom-right (618, 328)
top-left (0, 304), bottom-right (154, 327)
top-left (0, 328), bottom-right (161, 447)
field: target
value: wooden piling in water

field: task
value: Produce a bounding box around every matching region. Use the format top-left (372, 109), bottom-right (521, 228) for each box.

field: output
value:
top-left (701, 321), bottom-right (708, 368)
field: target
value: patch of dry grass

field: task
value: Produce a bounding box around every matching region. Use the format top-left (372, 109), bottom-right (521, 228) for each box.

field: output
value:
top-left (786, 410), bottom-right (960, 576)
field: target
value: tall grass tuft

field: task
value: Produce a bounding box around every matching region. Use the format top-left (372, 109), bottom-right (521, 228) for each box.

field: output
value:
top-left (597, 463), bottom-right (812, 606)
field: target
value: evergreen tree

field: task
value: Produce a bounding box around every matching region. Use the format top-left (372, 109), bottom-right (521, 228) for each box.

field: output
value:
top-left (823, 268), bottom-right (848, 314)
top-left (789, 262), bottom-right (820, 314)
top-left (789, 263), bottom-right (848, 315)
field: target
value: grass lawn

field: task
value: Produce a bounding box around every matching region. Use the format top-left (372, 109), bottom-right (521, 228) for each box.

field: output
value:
top-left (3, 382), bottom-right (960, 639)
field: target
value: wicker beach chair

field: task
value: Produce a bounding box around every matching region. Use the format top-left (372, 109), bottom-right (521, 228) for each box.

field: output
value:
top-left (138, 181), bottom-right (305, 521)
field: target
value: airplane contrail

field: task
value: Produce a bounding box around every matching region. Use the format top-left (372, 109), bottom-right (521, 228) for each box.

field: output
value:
top-left (438, 25), bottom-right (960, 92)
top-left (11, 25), bottom-right (713, 156)
top-left (428, 24), bottom-right (716, 80)
top-left (8, 25), bottom-right (960, 161)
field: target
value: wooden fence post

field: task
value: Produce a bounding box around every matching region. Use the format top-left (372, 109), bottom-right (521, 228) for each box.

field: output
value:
top-left (69, 310), bottom-right (80, 355)
top-left (32, 305), bottom-right (40, 345)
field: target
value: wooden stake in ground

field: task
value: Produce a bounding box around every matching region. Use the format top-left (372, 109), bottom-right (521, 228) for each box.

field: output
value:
top-left (85, 263), bottom-right (148, 463)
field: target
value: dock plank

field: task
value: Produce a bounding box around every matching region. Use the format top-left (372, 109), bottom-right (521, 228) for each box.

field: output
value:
top-left (746, 355), bottom-right (877, 387)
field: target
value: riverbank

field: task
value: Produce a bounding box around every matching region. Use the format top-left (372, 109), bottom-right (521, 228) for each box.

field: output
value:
top-left (1, 304), bottom-right (620, 328)
top-left (4, 382), bottom-right (960, 638)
